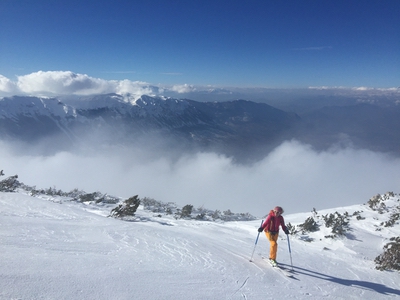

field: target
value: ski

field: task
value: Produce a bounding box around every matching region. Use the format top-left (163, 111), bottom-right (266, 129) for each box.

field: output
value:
top-left (262, 257), bottom-right (295, 278)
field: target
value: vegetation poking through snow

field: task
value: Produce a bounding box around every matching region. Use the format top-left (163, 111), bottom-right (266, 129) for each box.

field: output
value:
top-left (352, 210), bottom-right (365, 220)
top-left (0, 175), bottom-right (121, 205)
top-left (175, 204), bottom-right (194, 219)
top-left (141, 197), bottom-right (256, 221)
top-left (1, 170), bottom-right (399, 271)
top-left (381, 210), bottom-right (400, 228)
top-left (285, 192), bottom-right (399, 271)
top-left (109, 195), bottom-right (141, 219)
top-left (322, 211), bottom-right (350, 238)
top-left (297, 217), bottom-right (320, 234)
top-left (0, 172), bottom-right (257, 222)
top-left (367, 192), bottom-right (394, 213)
top-left (288, 211), bottom-right (350, 238)
top-left (285, 222), bottom-right (296, 235)
top-left (0, 175), bottom-right (19, 192)
top-left (375, 236), bottom-right (400, 271)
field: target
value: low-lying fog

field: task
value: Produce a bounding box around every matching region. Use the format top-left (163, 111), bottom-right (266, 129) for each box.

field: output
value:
top-left (2, 138), bottom-right (399, 217)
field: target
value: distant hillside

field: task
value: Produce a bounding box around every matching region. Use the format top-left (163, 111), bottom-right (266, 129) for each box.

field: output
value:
top-left (0, 94), bottom-right (300, 162)
top-left (2, 94), bottom-right (400, 161)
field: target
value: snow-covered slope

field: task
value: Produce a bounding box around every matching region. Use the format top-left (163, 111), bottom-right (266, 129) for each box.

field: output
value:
top-left (0, 188), bottom-right (399, 299)
top-left (71, 94), bottom-right (190, 116)
top-left (0, 96), bottom-right (77, 120)
top-left (0, 94), bottom-right (191, 123)
top-left (0, 94), bottom-right (300, 161)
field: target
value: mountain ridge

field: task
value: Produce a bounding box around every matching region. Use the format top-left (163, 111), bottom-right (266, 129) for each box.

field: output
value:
top-left (2, 93), bottom-right (400, 161)
top-left (0, 94), bottom-right (300, 161)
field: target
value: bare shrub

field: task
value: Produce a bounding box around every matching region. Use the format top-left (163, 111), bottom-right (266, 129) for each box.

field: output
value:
top-left (110, 195), bottom-right (140, 218)
top-left (375, 237), bottom-right (400, 271)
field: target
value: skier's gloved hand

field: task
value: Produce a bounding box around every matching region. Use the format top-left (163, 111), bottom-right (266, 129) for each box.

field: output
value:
top-left (284, 228), bottom-right (289, 235)
top-left (258, 227), bottom-right (264, 233)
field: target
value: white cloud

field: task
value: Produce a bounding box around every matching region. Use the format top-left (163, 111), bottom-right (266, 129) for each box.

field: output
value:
top-left (309, 86), bottom-right (400, 92)
top-left (352, 87), bottom-right (373, 91)
top-left (2, 139), bottom-right (400, 217)
top-left (114, 79), bottom-right (159, 96)
top-left (0, 71), bottom-right (162, 98)
top-left (0, 75), bottom-right (18, 95)
top-left (16, 71), bottom-right (112, 95)
top-left (171, 84), bottom-right (196, 93)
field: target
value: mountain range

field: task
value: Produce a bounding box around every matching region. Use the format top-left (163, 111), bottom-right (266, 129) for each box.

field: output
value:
top-left (1, 94), bottom-right (400, 162)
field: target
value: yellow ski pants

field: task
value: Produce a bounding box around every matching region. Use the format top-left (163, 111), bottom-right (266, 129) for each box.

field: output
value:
top-left (265, 231), bottom-right (279, 260)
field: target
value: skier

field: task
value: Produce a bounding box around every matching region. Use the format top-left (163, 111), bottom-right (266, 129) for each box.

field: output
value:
top-left (258, 206), bottom-right (289, 266)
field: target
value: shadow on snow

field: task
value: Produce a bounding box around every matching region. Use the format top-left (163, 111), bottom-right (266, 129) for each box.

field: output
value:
top-left (280, 263), bottom-right (400, 296)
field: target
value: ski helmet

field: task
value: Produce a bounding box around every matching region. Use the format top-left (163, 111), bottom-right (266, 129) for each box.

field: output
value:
top-left (274, 206), bottom-right (284, 214)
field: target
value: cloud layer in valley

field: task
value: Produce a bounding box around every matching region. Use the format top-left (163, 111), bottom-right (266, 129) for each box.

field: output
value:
top-left (2, 139), bottom-right (399, 217)
top-left (1, 71), bottom-right (400, 216)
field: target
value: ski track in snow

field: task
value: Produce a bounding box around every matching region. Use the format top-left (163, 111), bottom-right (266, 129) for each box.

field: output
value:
top-left (0, 192), bottom-right (399, 299)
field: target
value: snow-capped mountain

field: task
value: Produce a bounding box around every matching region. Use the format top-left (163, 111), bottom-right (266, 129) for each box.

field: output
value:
top-left (0, 96), bottom-right (77, 141)
top-left (0, 94), bottom-right (300, 161)
top-left (0, 96), bottom-right (77, 120)
top-left (2, 93), bottom-right (400, 161)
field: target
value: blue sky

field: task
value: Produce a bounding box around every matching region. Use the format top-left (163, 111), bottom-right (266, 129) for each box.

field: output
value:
top-left (1, 0), bottom-right (399, 89)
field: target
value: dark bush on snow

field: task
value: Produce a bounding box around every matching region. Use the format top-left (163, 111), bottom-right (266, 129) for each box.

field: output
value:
top-left (381, 212), bottom-right (400, 228)
top-left (174, 204), bottom-right (194, 219)
top-left (181, 204), bottom-right (193, 218)
top-left (0, 175), bottom-right (20, 192)
top-left (322, 212), bottom-right (350, 238)
top-left (285, 222), bottom-right (296, 235)
top-left (109, 195), bottom-right (140, 218)
top-left (375, 237), bottom-right (400, 271)
top-left (298, 217), bottom-right (320, 234)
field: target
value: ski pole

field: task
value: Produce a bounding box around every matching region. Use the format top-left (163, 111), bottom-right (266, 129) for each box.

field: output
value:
top-left (286, 233), bottom-right (294, 270)
top-left (249, 220), bottom-right (263, 262)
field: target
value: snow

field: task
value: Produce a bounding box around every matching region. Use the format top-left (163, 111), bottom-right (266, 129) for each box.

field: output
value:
top-left (0, 96), bottom-right (77, 121)
top-left (0, 190), bottom-right (399, 299)
top-left (0, 94), bottom-right (190, 123)
top-left (64, 94), bottom-right (188, 115)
